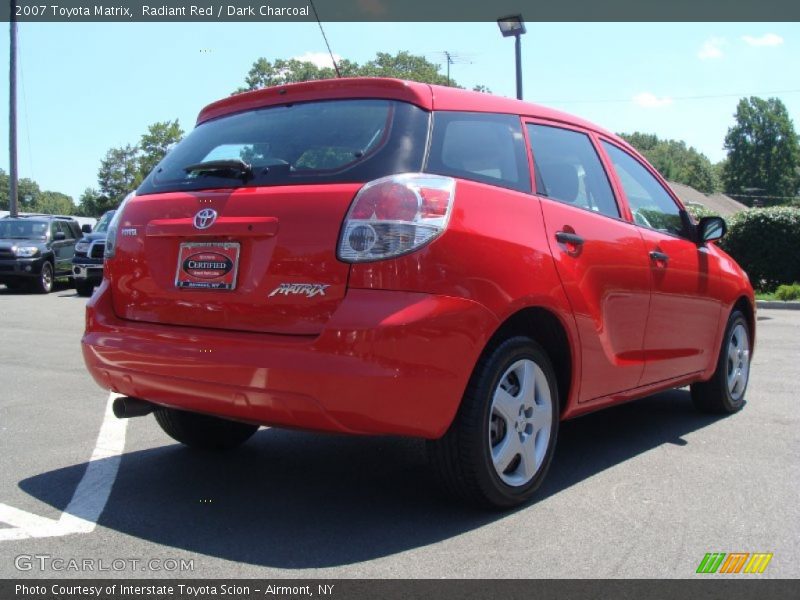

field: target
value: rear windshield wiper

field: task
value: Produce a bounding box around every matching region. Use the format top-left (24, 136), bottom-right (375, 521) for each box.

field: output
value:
top-left (183, 159), bottom-right (253, 180)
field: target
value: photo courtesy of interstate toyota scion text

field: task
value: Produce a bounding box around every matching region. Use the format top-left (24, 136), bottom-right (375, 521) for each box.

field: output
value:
top-left (81, 78), bottom-right (755, 509)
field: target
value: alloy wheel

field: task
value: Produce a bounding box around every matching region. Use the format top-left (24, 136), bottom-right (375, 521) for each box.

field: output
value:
top-left (726, 322), bottom-right (750, 402)
top-left (489, 359), bottom-right (553, 487)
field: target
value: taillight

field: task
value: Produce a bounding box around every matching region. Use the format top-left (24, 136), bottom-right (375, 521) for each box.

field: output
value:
top-left (104, 191), bottom-right (135, 259)
top-left (338, 173), bottom-right (455, 263)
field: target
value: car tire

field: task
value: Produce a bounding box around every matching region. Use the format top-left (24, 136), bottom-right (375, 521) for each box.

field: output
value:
top-left (153, 407), bottom-right (259, 451)
top-left (427, 336), bottom-right (559, 509)
top-left (690, 310), bottom-right (751, 414)
top-left (32, 262), bottom-right (54, 294)
top-left (75, 281), bottom-right (94, 297)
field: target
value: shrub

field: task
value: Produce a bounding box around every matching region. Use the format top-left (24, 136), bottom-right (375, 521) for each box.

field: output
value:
top-left (719, 207), bottom-right (800, 291)
top-left (775, 283), bottom-right (800, 301)
top-left (684, 203), bottom-right (719, 221)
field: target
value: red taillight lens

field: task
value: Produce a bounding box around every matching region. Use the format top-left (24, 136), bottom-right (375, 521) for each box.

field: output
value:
top-left (351, 182), bottom-right (419, 221)
top-left (338, 173), bottom-right (456, 263)
top-left (419, 188), bottom-right (451, 217)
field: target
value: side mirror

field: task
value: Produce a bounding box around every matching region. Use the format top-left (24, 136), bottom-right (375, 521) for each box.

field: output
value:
top-left (53, 231), bottom-right (67, 241)
top-left (697, 216), bottom-right (726, 244)
top-left (81, 224), bottom-right (92, 234)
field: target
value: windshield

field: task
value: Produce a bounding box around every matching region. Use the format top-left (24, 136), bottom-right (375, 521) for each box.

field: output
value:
top-left (0, 219), bottom-right (48, 239)
top-left (93, 210), bottom-right (116, 234)
top-left (137, 99), bottom-right (429, 195)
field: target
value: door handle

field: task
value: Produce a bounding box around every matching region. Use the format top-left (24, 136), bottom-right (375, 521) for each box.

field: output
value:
top-left (649, 250), bottom-right (669, 264)
top-left (555, 231), bottom-right (585, 246)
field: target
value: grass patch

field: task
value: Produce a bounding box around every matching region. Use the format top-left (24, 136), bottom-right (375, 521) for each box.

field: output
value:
top-left (756, 283), bottom-right (800, 301)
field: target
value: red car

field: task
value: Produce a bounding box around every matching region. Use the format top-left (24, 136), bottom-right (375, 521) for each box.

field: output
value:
top-left (82, 78), bottom-right (754, 508)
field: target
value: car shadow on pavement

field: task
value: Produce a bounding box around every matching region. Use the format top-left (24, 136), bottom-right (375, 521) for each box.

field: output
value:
top-left (19, 388), bottom-right (725, 568)
top-left (0, 281), bottom-right (75, 295)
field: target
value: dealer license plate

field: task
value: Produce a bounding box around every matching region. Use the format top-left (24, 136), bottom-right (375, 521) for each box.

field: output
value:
top-left (175, 242), bottom-right (240, 290)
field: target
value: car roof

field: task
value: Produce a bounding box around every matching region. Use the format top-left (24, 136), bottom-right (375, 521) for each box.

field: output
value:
top-left (197, 77), bottom-right (616, 136)
top-left (2, 214), bottom-right (77, 221)
top-left (196, 77), bottom-right (652, 169)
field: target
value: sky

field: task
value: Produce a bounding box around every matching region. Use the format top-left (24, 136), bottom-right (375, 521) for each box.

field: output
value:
top-left (0, 21), bottom-right (798, 203)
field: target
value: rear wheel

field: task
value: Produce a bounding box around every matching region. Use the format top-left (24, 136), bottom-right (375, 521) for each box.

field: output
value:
top-left (691, 310), bottom-right (751, 414)
top-left (32, 262), bottom-right (54, 294)
top-left (154, 407), bottom-right (259, 451)
top-left (428, 336), bottom-right (559, 509)
top-left (75, 280), bottom-right (94, 297)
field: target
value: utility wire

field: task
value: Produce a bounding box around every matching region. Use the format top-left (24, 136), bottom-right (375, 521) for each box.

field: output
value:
top-left (309, 0), bottom-right (341, 78)
top-left (540, 88), bottom-right (800, 105)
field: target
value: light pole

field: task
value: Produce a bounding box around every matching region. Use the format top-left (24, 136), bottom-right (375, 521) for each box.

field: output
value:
top-left (497, 15), bottom-right (526, 101)
top-left (9, 7), bottom-right (19, 216)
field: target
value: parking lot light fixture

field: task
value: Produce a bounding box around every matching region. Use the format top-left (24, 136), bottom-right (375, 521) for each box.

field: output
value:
top-left (497, 15), bottom-right (526, 101)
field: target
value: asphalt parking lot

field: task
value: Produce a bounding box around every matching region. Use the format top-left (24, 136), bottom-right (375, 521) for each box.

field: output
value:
top-left (0, 283), bottom-right (798, 579)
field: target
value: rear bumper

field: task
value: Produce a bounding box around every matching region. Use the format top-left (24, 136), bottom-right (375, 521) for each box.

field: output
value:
top-left (82, 281), bottom-right (498, 438)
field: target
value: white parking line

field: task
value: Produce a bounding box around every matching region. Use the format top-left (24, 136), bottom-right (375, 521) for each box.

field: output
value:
top-left (0, 393), bottom-right (128, 540)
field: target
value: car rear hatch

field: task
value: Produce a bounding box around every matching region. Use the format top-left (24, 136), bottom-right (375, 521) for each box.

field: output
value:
top-left (109, 95), bottom-right (430, 336)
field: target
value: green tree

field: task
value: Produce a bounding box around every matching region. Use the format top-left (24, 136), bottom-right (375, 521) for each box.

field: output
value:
top-left (0, 169), bottom-right (7, 209)
top-left (0, 168), bottom-right (76, 214)
top-left (620, 132), bottom-right (659, 154)
top-left (80, 119), bottom-right (184, 217)
top-left (34, 191), bottom-right (75, 215)
top-left (77, 188), bottom-right (113, 217)
top-left (139, 119), bottom-right (184, 176)
top-left (620, 132), bottom-right (719, 193)
top-left (238, 57), bottom-right (360, 92)
top-left (722, 97), bottom-right (800, 206)
top-left (97, 144), bottom-right (141, 208)
top-left (236, 51), bottom-right (470, 94)
top-left (17, 178), bottom-right (42, 211)
top-left (360, 51), bottom-right (450, 85)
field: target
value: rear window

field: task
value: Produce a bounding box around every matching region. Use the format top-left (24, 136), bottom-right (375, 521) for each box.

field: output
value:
top-left (137, 99), bottom-right (429, 195)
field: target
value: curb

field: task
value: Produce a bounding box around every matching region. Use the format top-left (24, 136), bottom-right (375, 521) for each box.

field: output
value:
top-left (756, 300), bottom-right (800, 310)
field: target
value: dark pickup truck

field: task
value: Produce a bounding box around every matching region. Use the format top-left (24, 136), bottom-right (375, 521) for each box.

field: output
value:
top-left (72, 210), bottom-right (115, 297)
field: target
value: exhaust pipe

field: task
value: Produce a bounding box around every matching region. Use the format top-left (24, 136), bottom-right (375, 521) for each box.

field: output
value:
top-left (112, 396), bottom-right (156, 419)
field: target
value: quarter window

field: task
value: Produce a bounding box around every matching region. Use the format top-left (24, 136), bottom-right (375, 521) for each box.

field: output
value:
top-left (602, 141), bottom-right (687, 237)
top-left (427, 112), bottom-right (530, 192)
top-left (527, 124), bottom-right (619, 218)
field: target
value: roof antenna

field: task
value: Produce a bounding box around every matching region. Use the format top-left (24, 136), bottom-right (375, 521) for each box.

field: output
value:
top-left (309, 0), bottom-right (342, 78)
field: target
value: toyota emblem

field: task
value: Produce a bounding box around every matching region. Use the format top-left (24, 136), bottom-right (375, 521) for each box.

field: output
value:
top-left (193, 208), bottom-right (217, 230)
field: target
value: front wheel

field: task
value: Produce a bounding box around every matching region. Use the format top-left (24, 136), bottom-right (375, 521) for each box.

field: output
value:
top-left (75, 280), bottom-right (94, 297)
top-left (428, 336), bottom-right (559, 509)
top-left (154, 407), bottom-right (259, 451)
top-left (32, 262), bottom-right (54, 294)
top-left (691, 310), bottom-right (751, 414)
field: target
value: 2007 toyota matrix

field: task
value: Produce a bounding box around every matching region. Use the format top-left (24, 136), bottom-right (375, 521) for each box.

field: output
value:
top-left (82, 78), bottom-right (754, 508)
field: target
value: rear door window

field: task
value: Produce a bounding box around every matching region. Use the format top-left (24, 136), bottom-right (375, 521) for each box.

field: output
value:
top-left (527, 124), bottom-right (620, 218)
top-left (58, 221), bottom-right (77, 239)
top-left (426, 112), bottom-right (530, 192)
top-left (138, 99), bottom-right (429, 194)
